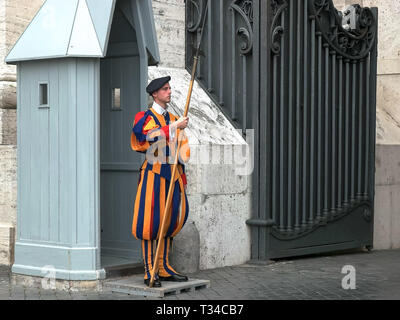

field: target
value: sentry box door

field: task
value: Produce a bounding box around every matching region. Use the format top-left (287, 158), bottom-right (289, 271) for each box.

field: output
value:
top-left (98, 0), bottom-right (159, 269)
top-left (100, 56), bottom-right (143, 267)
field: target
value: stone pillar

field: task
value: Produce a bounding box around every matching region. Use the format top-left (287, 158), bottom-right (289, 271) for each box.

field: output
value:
top-left (151, 0), bottom-right (185, 68)
top-left (169, 222), bottom-right (200, 274)
top-left (333, 0), bottom-right (400, 250)
top-left (364, 1), bottom-right (400, 250)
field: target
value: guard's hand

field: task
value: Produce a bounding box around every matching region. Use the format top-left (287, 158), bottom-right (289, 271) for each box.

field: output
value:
top-left (172, 117), bottom-right (189, 130)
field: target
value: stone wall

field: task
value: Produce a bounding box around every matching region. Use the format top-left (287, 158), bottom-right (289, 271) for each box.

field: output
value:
top-left (370, 0), bottom-right (400, 249)
top-left (374, 145), bottom-right (400, 249)
top-left (151, 0), bottom-right (185, 69)
top-left (332, 0), bottom-right (400, 250)
top-left (0, 145), bottom-right (16, 265)
top-left (362, 0), bottom-right (400, 250)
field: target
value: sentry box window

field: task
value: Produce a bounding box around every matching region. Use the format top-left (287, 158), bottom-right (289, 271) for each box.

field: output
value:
top-left (112, 88), bottom-right (121, 110)
top-left (39, 82), bottom-right (49, 108)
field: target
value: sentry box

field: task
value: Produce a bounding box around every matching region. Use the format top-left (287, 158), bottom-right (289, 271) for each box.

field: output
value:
top-left (5, 0), bottom-right (160, 280)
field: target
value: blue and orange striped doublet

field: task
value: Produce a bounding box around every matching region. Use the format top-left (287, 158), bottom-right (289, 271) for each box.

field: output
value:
top-left (131, 107), bottom-right (190, 241)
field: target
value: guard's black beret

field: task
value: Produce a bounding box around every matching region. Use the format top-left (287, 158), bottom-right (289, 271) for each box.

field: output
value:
top-left (146, 76), bottom-right (171, 95)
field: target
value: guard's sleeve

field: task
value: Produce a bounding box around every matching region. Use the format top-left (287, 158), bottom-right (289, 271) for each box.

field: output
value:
top-left (131, 111), bottom-right (171, 153)
top-left (143, 118), bottom-right (171, 141)
top-left (131, 111), bottom-right (151, 153)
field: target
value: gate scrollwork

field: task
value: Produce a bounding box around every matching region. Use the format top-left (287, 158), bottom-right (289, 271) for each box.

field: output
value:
top-left (270, 0), bottom-right (288, 55)
top-left (186, 0), bottom-right (205, 33)
top-left (308, 0), bottom-right (376, 59)
top-left (230, 0), bottom-right (254, 55)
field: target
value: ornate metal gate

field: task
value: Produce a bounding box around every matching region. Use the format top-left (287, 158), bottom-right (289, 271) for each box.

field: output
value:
top-left (185, 0), bottom-right (378, 260)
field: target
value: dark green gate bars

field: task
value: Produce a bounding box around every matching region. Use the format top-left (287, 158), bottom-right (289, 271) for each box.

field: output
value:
top-left (185, 0), bottom-right (378, 260)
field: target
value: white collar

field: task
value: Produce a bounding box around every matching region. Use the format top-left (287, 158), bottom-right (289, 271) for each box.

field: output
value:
top-left (152, 102), bottom-right (168, 116)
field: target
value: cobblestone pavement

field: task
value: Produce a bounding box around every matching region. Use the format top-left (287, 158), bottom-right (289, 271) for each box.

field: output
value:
top-left (1, 248), bottom-right (399, 300)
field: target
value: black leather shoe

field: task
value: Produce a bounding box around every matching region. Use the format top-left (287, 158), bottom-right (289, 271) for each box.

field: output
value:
top-left (159, 274), bottom-right (188, 282)
top-left (144, 278), bottom-right (162, 287)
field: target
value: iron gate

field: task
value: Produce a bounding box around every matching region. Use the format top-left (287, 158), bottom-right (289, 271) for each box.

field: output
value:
top-left (185, 0), bottom-right (378, 260)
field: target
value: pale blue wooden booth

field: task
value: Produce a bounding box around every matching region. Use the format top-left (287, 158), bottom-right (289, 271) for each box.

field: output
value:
top-left (5, 0), bottom-right (160, 280)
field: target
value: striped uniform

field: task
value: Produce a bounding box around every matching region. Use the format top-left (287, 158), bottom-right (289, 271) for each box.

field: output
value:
top-left (141, 238), bottom-right (181, 280)
top-left (131, 106), bottom-right (190, 279)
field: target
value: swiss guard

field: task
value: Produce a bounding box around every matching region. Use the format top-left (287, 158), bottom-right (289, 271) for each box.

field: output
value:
top-left (131, 76), bottom-right (190, 287)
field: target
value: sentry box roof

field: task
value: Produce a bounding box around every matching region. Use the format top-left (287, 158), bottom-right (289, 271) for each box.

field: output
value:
top-left (5, 0), bottom-right (159, 64)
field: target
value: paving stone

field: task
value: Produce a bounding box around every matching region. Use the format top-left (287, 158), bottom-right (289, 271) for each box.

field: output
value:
top-left (39, 296), bottom-right (58, 300)
top-left (0, 293), bottom-right (10, 300)
top-left (54, 292), bottom-right (72, 300)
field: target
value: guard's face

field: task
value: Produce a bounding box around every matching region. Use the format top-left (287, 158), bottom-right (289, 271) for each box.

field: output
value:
top-left (153, 83), bottom-right (171, 104)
